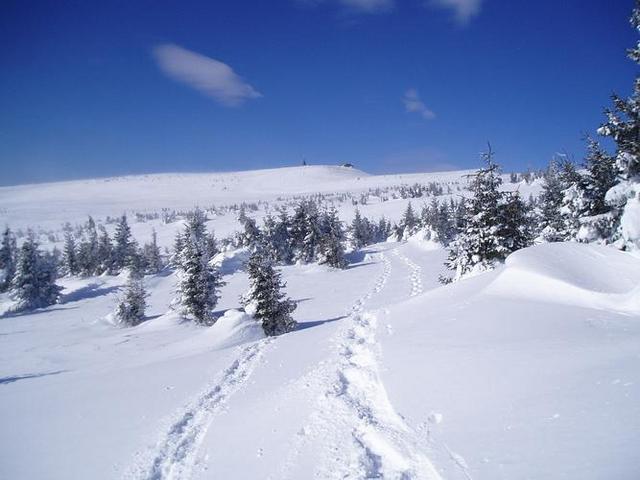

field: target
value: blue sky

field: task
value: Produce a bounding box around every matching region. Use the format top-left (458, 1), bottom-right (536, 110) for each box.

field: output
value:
top-left (0, 0), bottom-right (636, 185)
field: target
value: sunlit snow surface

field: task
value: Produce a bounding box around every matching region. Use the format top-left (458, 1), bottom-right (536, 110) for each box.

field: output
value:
top-left (1, 166), bottom-right (639, 479)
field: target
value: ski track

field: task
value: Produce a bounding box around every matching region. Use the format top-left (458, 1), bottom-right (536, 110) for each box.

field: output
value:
top-left (126, 338), bottom-right (273, 480)
top-left (285, 247), bottom-right (441, 480)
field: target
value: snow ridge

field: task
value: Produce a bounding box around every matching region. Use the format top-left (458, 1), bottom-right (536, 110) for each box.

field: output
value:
top-left (127, 338), bottom-right (273, 480)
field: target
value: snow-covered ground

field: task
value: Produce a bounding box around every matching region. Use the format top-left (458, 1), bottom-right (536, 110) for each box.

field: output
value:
top-left (1, 166), bottom-right (639, 479)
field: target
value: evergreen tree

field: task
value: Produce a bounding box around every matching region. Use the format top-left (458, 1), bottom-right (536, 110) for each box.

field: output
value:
top-left (318, 207), bottom-right (347, 269)
top-left (290, 200), bottom-right (321, 263)
top-left (262, 212), bottom-right (293, 264)
top-left (594, 0), bottom-right (640, 250)
top-left (170, 230), bottom-right (186, 268)
top-left (237, 206), bottom-right (262, 248)
top-left (176, 228), bottom-right (224, 325)
top-left (499, 191), bottom-right (533, 253)
top-left (77, 217), bottom-right (99, 276)
top-left (62, 232), bottom-right (79, 276)
top-left (444, 147), bottom-right (507, 280)
top-left (11, 233), bottom-right (62, 310)
top-left (114, 275), bottom-right (147, 326)
top-left (349, 208), bottom-right (374, 249)
top-left (112, 215), bottom-right (135, 272)
top-left (242, 246), bottom-right (297, 336)
top-left (538, 160), bottom-right (567, 242)
top-left (96, 225), bottom-right (113, 275)
top-left (399, 202), bottom-right (419, 238)
top-left (143, 229), bottom-right (163, 274)
top-left (583, 138), bottom-right (618, 215)
top-left (0, 227), bottom-right (18, 292)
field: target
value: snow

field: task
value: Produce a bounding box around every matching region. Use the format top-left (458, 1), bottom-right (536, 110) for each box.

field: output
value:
top-left (0, 165), bottom-right (638, 479)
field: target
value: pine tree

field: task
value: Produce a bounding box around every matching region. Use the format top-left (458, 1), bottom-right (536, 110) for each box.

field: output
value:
top-left (538, 160), bottom-right (567, 242)
top-left (11, 233), bottom-right (62, 310)
top-left (262, 212), bottom-right (293, 264)
top-left (77, 217), bottom-right (99, 276)
top-left (237, 206), bottom-right (262, 248)
top-left (583, 138), bottom-right (618, 215)
top-left (594, 0), bottom-right (640, 250)
top-left (399, 202), bottom-right (419, 238)
top-left (349, 208), bottom-right (372, 249)
top-left (114, 275), bottom-right (147, 326)
top-left (318, 207), bottom-right (347, 269)
top-left (290, 200), bottom-right (321, 263)
top-left (143, 229), bottom-right (163, 274)
top-left (444, 147), bottom-right (507, 281)
top-left (176, 229), bottom-right (225, 325)
top-left (242, 246), bottom-right (297, 336)
top-left (96, 225), bottom-right (113, 275)
top-left (0, 227), bottom-right (18, 292)
top-left (499, 191), bottom-right (533, 254)
top-left (112, 215), bottom-right (135, 272)
top-left (62, 232), bottom-right (79, 276)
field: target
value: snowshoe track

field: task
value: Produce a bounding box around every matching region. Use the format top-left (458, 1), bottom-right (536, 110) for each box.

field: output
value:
top-left (127, 338), bottom-right (272, 480)
top-left (393, 249), bottom-right (423, 297)
top-left (314, 250), bottom-right (440, 479)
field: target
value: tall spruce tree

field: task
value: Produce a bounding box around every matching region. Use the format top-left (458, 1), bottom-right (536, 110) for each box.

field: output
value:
top-left (77, 217), bottom-right (99, 276)
top-left (115, 275), bottom-right (147, 326)
top-left (143, 229), bottom-right (163, 274)
top-left (318, 207), bottom-right (347, 269)
top-left (96, 225), bottom-right (113, 275)
top-left (0, 227), bottom-right (17, 292)
top-left (242, 245), bottom-right (297, 336)
top-left (11, 233), bottom-right (62, 310)
top-left (176, 214), bottom-right (224, 325)
top-left (62, 232), bottom-right (79, 276)
top-left (499, 191), bottom-right (533, 254)
top-left (112, 215), bottom-right (135, 272)
top-left (350, 208), bottom-right (372, 249)
top-left (594, 0), bottom-right (640, 250)
top-left (445, 147), bottom-right (507, 280)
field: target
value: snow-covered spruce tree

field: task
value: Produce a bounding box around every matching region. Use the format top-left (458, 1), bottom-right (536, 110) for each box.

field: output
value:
top-left (349, 208), bottom-right (373, 249)
top-left (170, 230), bottom-right (185, 268)
top-left (444, 147), bottom-right (507, 281)
top-left (399, 202), bottom-right (419, 239)
top-left (0, 227), bottom-right (18, 292)
top-left (538, 160), bottom-right (564, 241)
top-left (290, 200), bottom-right (321, 264)
top-left (318, 207), bottom-right (347, 269)
top-left (262, 211), bottom-right (293, 264)
top-left (593, 0), bottom-right (640, 251)
top-left (114, 275), bottom-right (147, 326)
top-left (76, 216), bottom-right (99, 276)
top-left (126, 242), bottom-right (146, 279)
top-left (96, 225), bottom-right (113, 275)
top-left (10, 233), bottom-right (62, 310)
top-left (142, 229), bottom-right (163, 274)
top-left (237, 206), bottom-right (262, 249)
top-left (499, 191), bottom-right (533, 254)
top-left (374, 216), bottom-right (392, 243)
top-left (242, 245), bottom-right (297, 336)
top-left (583, 138), bottom-right (618, 215)
top-left (176, 226), bottom-right (224, 325)
top-left (112, 215), bottom-right (135, 272)
top-left (62, 232), bottom-right (79, 276)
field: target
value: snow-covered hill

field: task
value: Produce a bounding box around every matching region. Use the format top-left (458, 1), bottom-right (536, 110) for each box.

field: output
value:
top-left (1, 166), bottom-right (638, 479)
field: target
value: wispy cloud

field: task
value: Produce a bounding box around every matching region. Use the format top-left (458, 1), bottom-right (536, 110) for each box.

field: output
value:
top-left (297, 0), bottom-right (394, 14)
top-left (152, 44), bottom-right (261, 107)
top-left (403, 89), bottom-right (435, 120)
top-left (430, 0), bottom-right (483, 25)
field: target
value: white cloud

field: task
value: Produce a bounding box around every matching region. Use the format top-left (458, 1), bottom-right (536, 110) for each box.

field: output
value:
top-left (403, 88), bottom-right (435, 120)
top-left (430, 0), bottom-right (482, 24)
top-left (297, 0), bottom-right (394, 14)
top-left (152, 44), bottom-right (261, 107)
top-left (339, 0), bottom-right (394, 13)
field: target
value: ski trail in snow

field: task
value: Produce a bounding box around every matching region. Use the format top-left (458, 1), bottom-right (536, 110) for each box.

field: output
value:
top-left (127, 338), bottom-right (273, 480)
top-left (392, 248), bottom-right (423, 297)
top-left (303, 249), bottom-right (441, 479)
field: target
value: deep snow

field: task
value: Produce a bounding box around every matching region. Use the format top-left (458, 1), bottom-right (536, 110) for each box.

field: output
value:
top-left (1, 166), bottom-right (638, 479)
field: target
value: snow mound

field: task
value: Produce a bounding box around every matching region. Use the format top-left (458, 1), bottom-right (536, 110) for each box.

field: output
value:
top-left (484, 243), bottom-right (640, 313)
top-left (212, 248), bottom-right (250, 275)
top-left (205, 309), bottom-right (265, 349)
